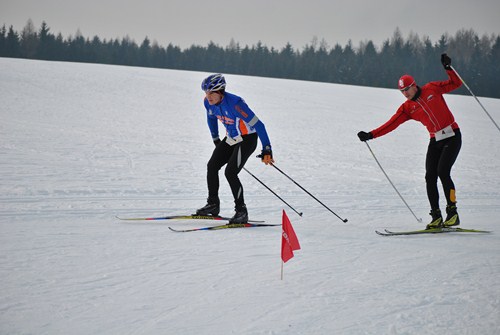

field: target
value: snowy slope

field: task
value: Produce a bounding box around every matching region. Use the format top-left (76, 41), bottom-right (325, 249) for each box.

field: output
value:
top-left (1, 57), bottom-right (499, 335)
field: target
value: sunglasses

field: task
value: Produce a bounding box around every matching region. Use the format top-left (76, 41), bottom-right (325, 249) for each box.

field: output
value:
top-left (400, 82), bottom-right (415, 92)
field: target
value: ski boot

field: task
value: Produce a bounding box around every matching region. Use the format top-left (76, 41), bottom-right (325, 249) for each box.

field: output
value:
top-left (195, 197), bottom-right (220, 216)
top-left (443, 205), bottom-right (460, 227)
top-left (229, 204), bottom-right (248, 224)
top-left (426, 208), bottom-right (443, 229)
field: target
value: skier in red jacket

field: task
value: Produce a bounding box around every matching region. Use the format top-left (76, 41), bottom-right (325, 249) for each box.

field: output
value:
top-left (358, 54), bottom-right (462, 229)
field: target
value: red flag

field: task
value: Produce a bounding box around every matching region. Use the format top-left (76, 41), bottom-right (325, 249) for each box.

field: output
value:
top-left (281, 210), bottom-right (301, 263)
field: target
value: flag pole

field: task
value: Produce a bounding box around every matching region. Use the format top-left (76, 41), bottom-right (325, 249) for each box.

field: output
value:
top-left (281, 261), bottom-right (284, 280)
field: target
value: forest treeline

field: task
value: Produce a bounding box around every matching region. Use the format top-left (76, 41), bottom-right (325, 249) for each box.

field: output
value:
top-left (1, 20), bottom-right (499, 98)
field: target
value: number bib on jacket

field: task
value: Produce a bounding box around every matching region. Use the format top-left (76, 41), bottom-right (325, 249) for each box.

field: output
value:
top-left (225, 135), bottom-right (243, 146)
top-left (435, 125), bottom-right (455, 141)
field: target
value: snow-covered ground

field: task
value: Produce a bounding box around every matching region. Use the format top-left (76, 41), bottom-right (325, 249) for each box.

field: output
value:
top-left (1, 57), bottom-right (499, 335)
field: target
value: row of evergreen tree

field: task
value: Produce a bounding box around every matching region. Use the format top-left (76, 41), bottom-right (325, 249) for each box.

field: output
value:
top-left (1, 20), bottom-right (499, 98)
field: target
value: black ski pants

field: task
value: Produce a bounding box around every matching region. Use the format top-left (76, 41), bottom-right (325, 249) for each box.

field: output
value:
top-left (206, 133), bottom-right (258, 207)
top-left (425, 129), bottom-right (462, 210)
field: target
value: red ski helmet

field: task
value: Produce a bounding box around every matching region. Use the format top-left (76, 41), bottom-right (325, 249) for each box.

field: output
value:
top-left (398, 74), bottom-right (415, 91)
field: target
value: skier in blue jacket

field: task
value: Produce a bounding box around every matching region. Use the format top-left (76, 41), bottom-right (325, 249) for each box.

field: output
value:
top-left (196, 74), bottom-right (273, 223)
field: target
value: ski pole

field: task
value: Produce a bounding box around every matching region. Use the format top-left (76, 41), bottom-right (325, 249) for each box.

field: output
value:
top-left (270, 163), bottom-right (348, 223)
top-left (243, 167), bottom-right (303, 217)
top-left (364, 142), bottom-right (422, 222)
top-left (450, 65), bottom-right (500, 133)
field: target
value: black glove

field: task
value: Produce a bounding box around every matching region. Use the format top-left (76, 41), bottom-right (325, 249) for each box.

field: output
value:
top-left (357, 131), bottom-right (373, 142)
top-left (213, 138), bottom-right (221, 146)
top-left (258, 147), bottom-right (274, 165)
top-left (441, 53), bottom-right (452, 70)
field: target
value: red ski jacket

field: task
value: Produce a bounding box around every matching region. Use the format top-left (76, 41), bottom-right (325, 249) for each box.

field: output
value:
top-left (371, 69), bottom-right (462, 139)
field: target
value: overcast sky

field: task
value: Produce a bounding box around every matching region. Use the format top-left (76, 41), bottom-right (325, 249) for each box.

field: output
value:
top-left (1, 0), bottom-right (499, 50)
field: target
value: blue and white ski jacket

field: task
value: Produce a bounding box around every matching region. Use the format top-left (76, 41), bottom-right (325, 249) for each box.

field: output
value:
top-left (204, 92), bottom-right (271, 150)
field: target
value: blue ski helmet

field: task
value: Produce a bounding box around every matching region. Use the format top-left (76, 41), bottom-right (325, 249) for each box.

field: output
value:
top-left (201, 74), bottom-right (226, 92)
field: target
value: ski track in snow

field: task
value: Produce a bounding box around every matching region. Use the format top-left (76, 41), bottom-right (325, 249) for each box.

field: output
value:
top-left (1, 58), bottom-right (499, 335)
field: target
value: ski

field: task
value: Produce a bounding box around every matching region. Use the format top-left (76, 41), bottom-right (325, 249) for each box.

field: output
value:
top-left (115, 214), bottom-right (265, 223)
top-left (376, 227), bottom-right (491, 236)
top-left (169, 223), bottom-right (281, 233)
